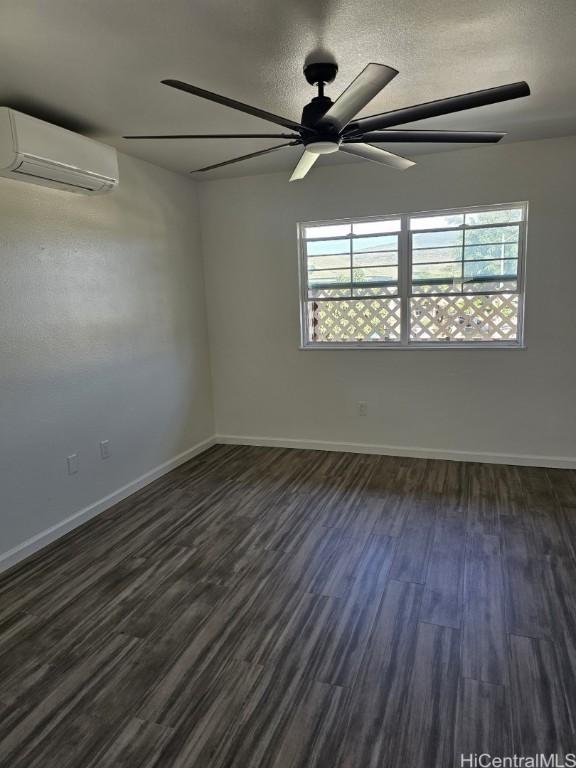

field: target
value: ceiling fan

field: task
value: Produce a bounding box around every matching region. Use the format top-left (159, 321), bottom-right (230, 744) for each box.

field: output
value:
top-left (124, 61), bottom-right (530, 181)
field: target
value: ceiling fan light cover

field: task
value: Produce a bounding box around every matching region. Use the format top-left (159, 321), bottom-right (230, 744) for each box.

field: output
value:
top-left (307, 141), bottom-right (340, 155)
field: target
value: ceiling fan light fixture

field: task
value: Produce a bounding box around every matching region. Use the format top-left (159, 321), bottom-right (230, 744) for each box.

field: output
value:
top-left (306, 140), bottom-right (340, 155)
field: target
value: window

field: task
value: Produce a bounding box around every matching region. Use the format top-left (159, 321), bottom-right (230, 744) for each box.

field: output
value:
top-left (299, 202), bottom-right (527, 349)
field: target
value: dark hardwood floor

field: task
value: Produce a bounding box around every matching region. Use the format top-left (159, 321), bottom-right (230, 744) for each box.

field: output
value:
top-left (1, 445), bottom-right (576, 767)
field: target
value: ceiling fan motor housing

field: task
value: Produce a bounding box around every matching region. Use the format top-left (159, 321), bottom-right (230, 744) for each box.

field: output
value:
top-left (301, 96), bottom-right (336, 129)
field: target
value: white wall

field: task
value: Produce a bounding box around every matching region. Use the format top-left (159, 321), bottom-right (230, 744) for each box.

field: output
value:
top-left (0, 152), bottom-right (214, 561)
top-left (200, 136), bottom-right (576, 465)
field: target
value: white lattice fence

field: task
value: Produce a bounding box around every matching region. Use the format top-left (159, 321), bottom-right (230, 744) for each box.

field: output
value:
top-left (310, 298), bottom-right (401, 342)
top-left (410, 294), bottom-right (519, 341)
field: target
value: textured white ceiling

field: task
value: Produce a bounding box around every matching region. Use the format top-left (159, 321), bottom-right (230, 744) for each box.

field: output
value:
top-left (1, 0), bottom-right (575, 180)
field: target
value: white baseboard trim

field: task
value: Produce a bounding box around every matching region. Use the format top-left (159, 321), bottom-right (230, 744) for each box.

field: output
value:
top-left (0, 436), bottom-right (216, 576)
top-left (216, 434), bottom-right (576, 469)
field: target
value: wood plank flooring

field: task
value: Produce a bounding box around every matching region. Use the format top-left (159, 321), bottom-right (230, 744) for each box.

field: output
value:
top-left (1, 445), bottom-right (576, 767)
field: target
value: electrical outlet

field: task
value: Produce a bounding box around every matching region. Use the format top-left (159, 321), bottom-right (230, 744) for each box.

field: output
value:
top-left (100, 440), bottom-right (110, 459)
top-left (357, 401), bottom-right (368, 416)
top-left (67, 454), bottom-right (79, 475)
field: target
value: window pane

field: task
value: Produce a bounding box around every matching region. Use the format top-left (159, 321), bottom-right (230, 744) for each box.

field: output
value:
top-left (354, 284), bottom-right (399, 297)
top-left (463, 279), bottom-right (517, 293)
top-left (353, 234), bottom-right (398, 252)
top-left (354, 251), bottom-right (398, 267)
top-left (305, 223), bottom-right (350, 238)
top-left (412, 246), bottom-right (461, 264)
top-left (309, 298), bottom-right (401, 342)
top-left (353, 266), bottom-right (398, 284)
top-left (412, 262), bottom-right (462, 282)
top-left (412, 230), bottom-right (463, 248)
top-left (465, 225), bottom-right (519, 245)
top-left (465, 208), bottom-right (523, 226)
top-left (410, 213), bottom-right (464, 230)
top-left (308, 286), bottom-right (351, 299)
top-left (464, 243), bottom-right (518, 260)
top-left (464, 259), bottom-right (518, 279)
top-left (410, 294), bottom-right (519, 342)
top-left (412, 281), bottom-right (456, 295)
top-left (307, 239), bottom-right (349, 256)
top-left (353, 219), bottom-right (401, 235)
top-left (308, 268), bottom-right (350, 286)
top-left (307, 254), bottom-right (350, 271)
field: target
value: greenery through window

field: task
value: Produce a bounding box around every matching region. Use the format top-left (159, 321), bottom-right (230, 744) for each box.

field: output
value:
top-left (299, 203), bottom-right (527, 348)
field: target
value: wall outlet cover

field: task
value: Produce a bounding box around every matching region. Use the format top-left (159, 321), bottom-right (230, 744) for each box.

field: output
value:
top-left (67, 454), bottom-right (79, 475)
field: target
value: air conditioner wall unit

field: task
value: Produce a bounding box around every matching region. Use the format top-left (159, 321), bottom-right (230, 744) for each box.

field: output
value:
top-left (0, 108), bottom-right (118, 195)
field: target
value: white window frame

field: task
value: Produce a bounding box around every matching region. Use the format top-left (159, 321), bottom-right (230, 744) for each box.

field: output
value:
top-left (298, 201), bottom-right (528, 350)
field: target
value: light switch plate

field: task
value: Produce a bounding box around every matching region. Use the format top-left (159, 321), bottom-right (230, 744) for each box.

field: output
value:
top-left (67, 454), bottom-right (79, 475)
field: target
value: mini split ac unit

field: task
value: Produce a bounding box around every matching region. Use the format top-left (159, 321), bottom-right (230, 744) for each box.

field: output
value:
top-left (0, 108), bottom-right (118, 195)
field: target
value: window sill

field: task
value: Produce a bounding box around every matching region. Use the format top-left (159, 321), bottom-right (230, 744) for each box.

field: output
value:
top-left (299, 342), bottom-right (526, 351)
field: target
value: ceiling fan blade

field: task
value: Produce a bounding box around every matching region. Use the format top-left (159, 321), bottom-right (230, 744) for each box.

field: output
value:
top-left (345, 130), bottom-right (506, 143)
top-left (340, 143), bottom-right (415, 171)
top-left (318, 63), bottom-right (398, 133)
top-left (191, 142), bottom-right (298, 173)
top-left (124, 133), bottom-right (300, 140)
top-left (289, 150), bottom-right (319, 182)
top-left (346, 81), bottom-right (530, 134)
top-left (162, 79), bottom-right (315, 135)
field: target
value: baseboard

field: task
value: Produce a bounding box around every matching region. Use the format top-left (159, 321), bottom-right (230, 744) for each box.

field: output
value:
top-left (216, 434), bottom-right (576, 469)
top-left (0, 436), bottom-right (216, 575)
